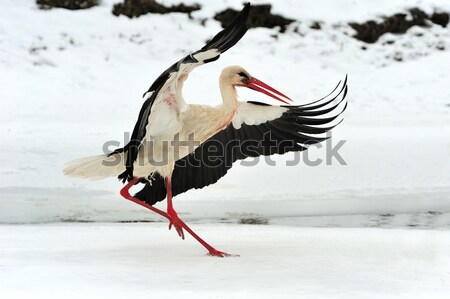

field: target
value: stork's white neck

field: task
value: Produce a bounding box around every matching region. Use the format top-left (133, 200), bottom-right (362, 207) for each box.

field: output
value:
top-left (219, 81), bottom-right (239, 112)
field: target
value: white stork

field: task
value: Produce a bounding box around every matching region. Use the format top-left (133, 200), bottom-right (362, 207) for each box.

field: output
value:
top-left (64, 3), bottom-right (348, 257)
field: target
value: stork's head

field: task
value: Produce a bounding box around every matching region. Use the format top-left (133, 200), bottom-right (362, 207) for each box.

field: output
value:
top-left (220, 65), bottom-right (292, 104)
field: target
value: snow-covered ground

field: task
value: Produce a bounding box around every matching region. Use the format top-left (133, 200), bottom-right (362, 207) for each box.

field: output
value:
top-left (1, 0), bottom-right (449, 222)
top-left (1, 0), bottom-right (450, 297)
top-left (1, 223), bottom-right (450, 299)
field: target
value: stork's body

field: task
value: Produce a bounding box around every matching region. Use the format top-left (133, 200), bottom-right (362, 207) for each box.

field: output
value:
top-left (64, 3), bottom-right (348, 257)
top-left (132, 67), bottom-right (240, 179)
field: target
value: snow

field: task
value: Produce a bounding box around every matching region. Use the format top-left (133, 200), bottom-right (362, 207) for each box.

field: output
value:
top-left (0, 0), bottom-right (449, 222)
top-left (1, 0), bottom-right (450, 297)
top-left (1, 223), bottom-right (450, 299)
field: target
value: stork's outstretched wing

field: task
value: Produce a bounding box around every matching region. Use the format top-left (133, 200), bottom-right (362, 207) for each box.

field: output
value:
top-left (135, 77), bottom-right (348, 205)
top-left (111, 3), bottom-right (251, 182)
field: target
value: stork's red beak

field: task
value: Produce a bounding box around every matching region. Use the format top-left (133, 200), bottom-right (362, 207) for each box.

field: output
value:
top-left (245, 77), bottom-right (293, 104)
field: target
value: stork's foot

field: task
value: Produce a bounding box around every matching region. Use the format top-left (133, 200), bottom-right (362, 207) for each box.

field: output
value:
top-left (167, 208), bottom-right (185, 240)
top-left (207, 249), bottom-right (240, 258)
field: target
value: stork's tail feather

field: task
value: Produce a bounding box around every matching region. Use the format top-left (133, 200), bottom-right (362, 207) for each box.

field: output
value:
top-left (63, 153), bottom-right (125, 180)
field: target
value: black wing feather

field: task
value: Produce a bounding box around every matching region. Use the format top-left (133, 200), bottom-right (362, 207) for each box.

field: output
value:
top-left (135, 78), bottom-right (348, 205)
top-left (112, 4), bottom-right (250, 182)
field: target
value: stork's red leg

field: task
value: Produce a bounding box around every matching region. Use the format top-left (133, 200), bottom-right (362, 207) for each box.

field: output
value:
top-left (120, 177), bottom-right (169, 219)
top-left (120, 177), bottom-right (237, 257)
top-left (175, 217), bottom-right (238, 257)
top-left (164, 177), bottom-right (238, 257)
top-left (165, 177), bottom-right (185, 239)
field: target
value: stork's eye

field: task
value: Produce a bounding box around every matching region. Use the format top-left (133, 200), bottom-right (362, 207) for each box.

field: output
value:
top-left (238, 71), bottom-right (249, 79)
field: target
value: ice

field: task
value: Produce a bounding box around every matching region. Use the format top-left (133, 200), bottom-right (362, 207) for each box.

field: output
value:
top-left (1, 223), bottom-right (450, 299)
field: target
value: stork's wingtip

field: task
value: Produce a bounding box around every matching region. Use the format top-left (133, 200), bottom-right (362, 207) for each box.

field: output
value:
top-left (343, 74), bottom-right (348, 87)
top-left (241, 2), bottom-right (251, 16)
